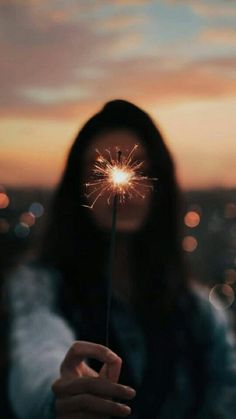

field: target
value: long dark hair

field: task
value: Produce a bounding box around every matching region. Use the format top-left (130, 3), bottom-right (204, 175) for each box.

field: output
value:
top-left (40, 100), bottom-right (207, 415)
top-left (40, 99), bottom-right (189, 326)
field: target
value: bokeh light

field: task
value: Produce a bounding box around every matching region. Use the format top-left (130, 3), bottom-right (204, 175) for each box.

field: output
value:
top-left (209, 284), bottom-right (235, 310)
top-left (20, 212), bottom-right (35, 227)
top-left (29, 202), bottom-right (44, 218)
top-left (14, 222), bottom-right (30, 238)
top-left (184, 211), bottom-right (200, 228)
top-left (224, 203), bottom-right (236, 219)
top-left (182, 236), bottom-right (198, 252)
top-left (0, 192), bottom-right (10, 209)
top-left (0, 218), bottom-right (10, 234)
top-left (225, 269), bottom-right (236, 285)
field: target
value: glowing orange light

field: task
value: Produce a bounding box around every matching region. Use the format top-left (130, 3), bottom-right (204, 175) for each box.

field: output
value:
top-left (84, 144), bottom-right (157, 209)
top-left (20, 212), bottom-right (35, 227)
top-left (0, 193), bottom-right (10, 209)
top-left (182, 235), bottom-right (198, 252)
top-left (184, 211), bottom-right (200, 228)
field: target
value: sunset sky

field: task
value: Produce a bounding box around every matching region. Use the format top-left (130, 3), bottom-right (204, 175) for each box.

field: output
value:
top-left (0, 0), bottom-right (236, 190)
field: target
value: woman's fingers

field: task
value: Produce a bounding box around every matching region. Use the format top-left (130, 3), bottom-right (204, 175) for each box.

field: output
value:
top-left (66, 341), bottom-right (120, 364)
top-left (99, 356), bottom-right (122, 382)
top-left (61, 341), bottom-right (121, 378)
top-left (55, 394), bottom-right (131, 417)
top-left (53, 341), bottom-right (132, 418)
top-left (60, 341), bottom-right (121, 377)
top-left (53, 376), bottom-right (136, 400)
top-left (78, 361), bottom-right (99, 378)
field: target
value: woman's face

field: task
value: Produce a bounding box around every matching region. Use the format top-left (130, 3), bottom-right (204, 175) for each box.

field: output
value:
top-left (82, 129), bottom-right (153, 232)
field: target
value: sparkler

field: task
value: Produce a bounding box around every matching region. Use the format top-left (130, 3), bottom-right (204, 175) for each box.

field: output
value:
top-left (84, 144), bottom-right (157, 347)
top-left (84, 144), bottom-right (157, 210)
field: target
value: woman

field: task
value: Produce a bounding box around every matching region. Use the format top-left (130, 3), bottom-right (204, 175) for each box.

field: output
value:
top-left (6, 100), bottom-right (236, 418)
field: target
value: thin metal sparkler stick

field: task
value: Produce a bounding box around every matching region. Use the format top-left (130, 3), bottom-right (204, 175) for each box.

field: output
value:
top-left (105, 150), bottom-right (122, 348)
top-left (83, 144), bottom-right (158, 350)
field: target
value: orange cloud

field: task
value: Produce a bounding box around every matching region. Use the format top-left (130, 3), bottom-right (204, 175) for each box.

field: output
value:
top-left (153, 98), bottom-right (236, 189)
top-left (1, 0), bottom-right (236, 189)
top-left (100, 15), bottom-right (147, 32)
top-left (0, 0), bottom-right (235, 122)
top-left (1, 97), bottom-right (236, 189)
top-left (111, 0), bottom-right (148, 4)
top-left (1, 54), bottom-right (235, 120)
top-left (200, 28), bottom-right (236, 45)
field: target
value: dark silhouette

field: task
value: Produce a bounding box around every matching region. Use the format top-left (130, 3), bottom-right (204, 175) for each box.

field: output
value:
top-left (41, 99), bottom-right (188, 323)
top-left (5, 100), bottom-right (236, 419)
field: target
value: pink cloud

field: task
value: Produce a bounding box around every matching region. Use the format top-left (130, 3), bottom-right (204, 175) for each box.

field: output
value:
top-left (110, 0), bottom-right (148, 5)
top-left (100, 14), bottom-right (147, 32)
top-left (0, 0), bottom-right (235, 120)
top-left (1, 53), bottom-right (236, 120)
top-left (1, 53), bottom-right (236, 118)
top-left (199, 28), bottom-right (236, 45)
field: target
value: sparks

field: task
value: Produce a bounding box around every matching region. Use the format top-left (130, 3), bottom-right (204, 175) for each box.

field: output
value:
top-left (84, 144), bottom-right (157, 209)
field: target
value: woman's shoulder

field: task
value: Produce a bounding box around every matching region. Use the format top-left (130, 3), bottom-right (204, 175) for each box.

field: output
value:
top-left (3, 261), bottom-right (62, 314)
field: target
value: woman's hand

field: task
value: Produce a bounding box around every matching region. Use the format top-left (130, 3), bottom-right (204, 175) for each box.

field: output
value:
top-left (52, 341), bottom-right (136, 419)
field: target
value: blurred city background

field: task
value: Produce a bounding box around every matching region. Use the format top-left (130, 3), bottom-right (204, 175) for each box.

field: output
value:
top-left (1, 185), bottom-right (236, 314)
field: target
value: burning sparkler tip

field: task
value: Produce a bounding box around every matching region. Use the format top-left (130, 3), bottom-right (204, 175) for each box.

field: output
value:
top-left (83, 144), bottom-right (157, 208)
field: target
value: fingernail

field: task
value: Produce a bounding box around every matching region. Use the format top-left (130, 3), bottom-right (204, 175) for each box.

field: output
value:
top-left (126, 386), bottom-right (136, 397)
top-left (125, 386), bottom-right (136, 392)
top-left (120, 404), bottom-right (131, 416)
top-left (108, 351), bottom-right (119, 361)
